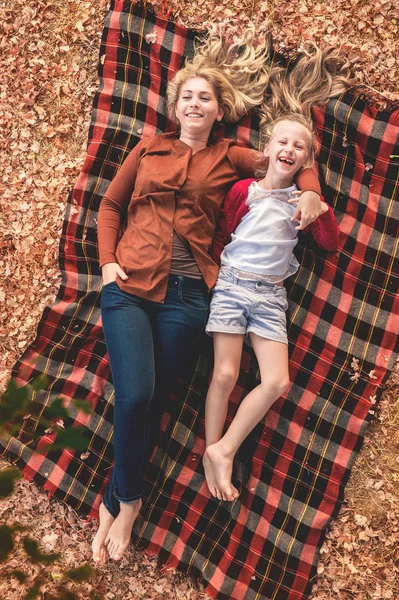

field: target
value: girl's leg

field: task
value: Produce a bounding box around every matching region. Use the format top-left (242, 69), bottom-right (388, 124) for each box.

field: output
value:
top-left (203, 332), bottom-right (244, 501)
top-left (206, 334), bottom-right (290, 501)
top-left (92, 282), bottom-right (155, 562)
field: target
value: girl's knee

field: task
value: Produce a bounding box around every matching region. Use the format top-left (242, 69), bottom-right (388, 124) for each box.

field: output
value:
top-left (263, 376), bottom-right (290, 399)
top-left (212, 364), bottom-right (239, 391)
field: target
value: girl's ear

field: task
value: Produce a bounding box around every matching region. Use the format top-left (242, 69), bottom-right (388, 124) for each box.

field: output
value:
top-left (263, 144), bottom-right (270, 158)
top-left (303, 151), bottom-right (315, 170)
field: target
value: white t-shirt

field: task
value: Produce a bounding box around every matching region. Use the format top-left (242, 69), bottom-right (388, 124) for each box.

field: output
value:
top-left (220, 181), bottom-right (300, 280)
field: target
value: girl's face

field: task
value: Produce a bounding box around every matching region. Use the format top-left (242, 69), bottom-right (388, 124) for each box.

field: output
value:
top-left (264, 121), bottom-right (312, 180)
top-left (175, 77), bottom-right (224, 139)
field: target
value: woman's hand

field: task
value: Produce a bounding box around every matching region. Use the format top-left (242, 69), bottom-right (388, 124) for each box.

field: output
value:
top-left (288, 191), bottom-right (324, 230)
top-left (102, 262), bottom-right (128, 285)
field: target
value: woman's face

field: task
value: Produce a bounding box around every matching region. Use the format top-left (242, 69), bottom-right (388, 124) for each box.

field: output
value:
top-left (175, 77), bottom-right (223, 139)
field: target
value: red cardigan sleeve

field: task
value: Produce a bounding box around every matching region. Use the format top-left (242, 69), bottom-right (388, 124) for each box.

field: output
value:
top-left (307, 203), bottom-right (340, 251)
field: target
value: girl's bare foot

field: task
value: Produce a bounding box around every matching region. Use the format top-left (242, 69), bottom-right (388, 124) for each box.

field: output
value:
top-left (205, 443), bottom-right (239, 501)
top-left (92, 502), bottom-right (115, 563)
top-left (105, 498), bottom-right (142, 560)
top-left (203, 452), bottom-right (221, 500)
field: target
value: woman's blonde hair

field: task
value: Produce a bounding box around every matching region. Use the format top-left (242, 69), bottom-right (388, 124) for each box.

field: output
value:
top-left (167, 26), bottom-right (279, 123)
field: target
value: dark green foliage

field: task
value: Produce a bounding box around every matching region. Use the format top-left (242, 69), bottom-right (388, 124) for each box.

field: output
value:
top-left (41, 427), bottom-right (89, 453)
top-left (22, 537), bottom-right (61, 564)
top-left (0, 524), bottom-right (14, 562)
top-left (8, 570), bottom-right (28, 583)
top-left (64, 564), bottom-right (92, 582)
top-left (24, 578), bottom-right (45, 600)
top-left (45, 398), bottom-right (71, 421)
top-left (0, 467), bottom-right (20, 498)
top-left (0, 377), bottom-right (94, 597)
top-left (70, 398), bottom-right (92, 415)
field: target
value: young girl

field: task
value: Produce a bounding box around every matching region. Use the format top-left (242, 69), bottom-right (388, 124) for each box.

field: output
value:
top-left (203, 113), bottom-right (340, 502)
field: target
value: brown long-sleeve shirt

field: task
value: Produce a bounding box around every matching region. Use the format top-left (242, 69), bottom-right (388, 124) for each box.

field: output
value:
top-left (98, 132), bottom-right (321, 303)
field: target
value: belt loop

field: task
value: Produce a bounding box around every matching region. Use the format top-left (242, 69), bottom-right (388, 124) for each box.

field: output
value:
top-left (177, 274), bottom-right (184, 294)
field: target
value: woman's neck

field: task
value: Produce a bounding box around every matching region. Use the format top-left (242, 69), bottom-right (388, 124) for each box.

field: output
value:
top-left (258, 170), bottom-right (294, 191)
top-left (179, 133), bottom-right (209, 154)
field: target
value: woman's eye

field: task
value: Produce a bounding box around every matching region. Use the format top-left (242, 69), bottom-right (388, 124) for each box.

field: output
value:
top-left (201, 97), bottom-right (210, 101)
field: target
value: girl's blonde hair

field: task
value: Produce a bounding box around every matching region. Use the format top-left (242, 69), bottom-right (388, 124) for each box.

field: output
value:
top-left (255, 44), bottom-right (352, 177)
top-left (167, 27), bottom-right (279, 123)
top-left (260, 43), bottom-right (352, 130)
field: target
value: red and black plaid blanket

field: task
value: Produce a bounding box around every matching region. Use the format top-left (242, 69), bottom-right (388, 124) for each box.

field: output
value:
top-left (2, 2), bottom-right (398, 599)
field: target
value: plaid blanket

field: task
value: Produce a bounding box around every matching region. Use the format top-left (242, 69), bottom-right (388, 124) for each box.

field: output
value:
top-left (2, 1), bottom-right (398, 598)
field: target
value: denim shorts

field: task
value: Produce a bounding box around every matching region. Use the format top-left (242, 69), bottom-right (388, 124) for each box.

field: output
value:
top-left (205, 268), bottom-right (288, 346)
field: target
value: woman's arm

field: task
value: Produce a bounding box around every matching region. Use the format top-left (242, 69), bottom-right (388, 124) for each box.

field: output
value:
top-left (308, 202), bottom-right (340, 251)
top-left (97, 143), bottom-right (142, 267)
top-left (292, 167), bottom-right (323, 231)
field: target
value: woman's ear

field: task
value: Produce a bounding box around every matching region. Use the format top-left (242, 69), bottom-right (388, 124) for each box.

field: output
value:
top-left (217, 107), bottom-right (224, 122)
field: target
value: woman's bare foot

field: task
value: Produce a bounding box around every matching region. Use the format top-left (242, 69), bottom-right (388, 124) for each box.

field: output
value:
top-left (105, 498), bottom-right (142, 560)
top-left (205, 443), bottom-right (239, 501)
top-left (92, 502), bottom-right (115, 563)
top-left (203, 452), bottom-right (221, 500)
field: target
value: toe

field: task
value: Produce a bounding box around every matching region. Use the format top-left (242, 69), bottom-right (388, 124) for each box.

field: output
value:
top-left (106, 539), bottom-right (114, 556)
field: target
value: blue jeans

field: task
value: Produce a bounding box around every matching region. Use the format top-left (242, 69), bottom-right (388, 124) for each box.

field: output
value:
top-left (101, 274), bottom-right (209, 517)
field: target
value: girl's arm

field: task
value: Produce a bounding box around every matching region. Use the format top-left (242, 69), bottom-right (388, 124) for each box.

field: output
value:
top-left (308, 201), bottom-right (340, 251)
top-left (97, 142), bottom-right (142, 267)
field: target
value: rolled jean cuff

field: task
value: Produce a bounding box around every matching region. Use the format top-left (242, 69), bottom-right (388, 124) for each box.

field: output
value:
top-left (102, 495), bottom-right (119, 519)
top-left (113, 485), bottom-right (142, 504)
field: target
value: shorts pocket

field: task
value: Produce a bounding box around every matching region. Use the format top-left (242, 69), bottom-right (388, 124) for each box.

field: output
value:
top-left (274, 287), bottom-right (288, 311)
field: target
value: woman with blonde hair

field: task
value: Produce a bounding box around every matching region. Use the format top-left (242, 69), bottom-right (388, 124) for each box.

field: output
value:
top-left (92, 30), bottom-right (331, 563)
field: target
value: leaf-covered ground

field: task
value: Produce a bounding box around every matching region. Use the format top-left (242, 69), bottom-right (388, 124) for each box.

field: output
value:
top-left (0, 1), bottom-right (398, 598)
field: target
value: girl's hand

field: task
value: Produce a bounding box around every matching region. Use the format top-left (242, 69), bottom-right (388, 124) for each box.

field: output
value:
top-left (288, 191), bottom-right (324, 230)
top-left (102, 262), bottom-right (128, 285)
